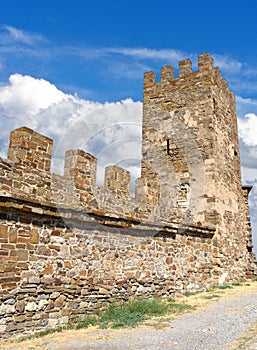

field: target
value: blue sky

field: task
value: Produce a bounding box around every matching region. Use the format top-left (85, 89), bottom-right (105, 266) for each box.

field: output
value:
top-left (0, 0), bottom-right (257, 251)
top-left (1, 0), bottom-right (257, 101)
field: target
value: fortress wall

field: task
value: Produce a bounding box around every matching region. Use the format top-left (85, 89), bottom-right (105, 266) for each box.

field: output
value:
top-left (0, 126), bottom-right (254, 340)
top-left (0, 199), bottom-right (215, 339)
top-left (0, 53), bottom-right (256, 339)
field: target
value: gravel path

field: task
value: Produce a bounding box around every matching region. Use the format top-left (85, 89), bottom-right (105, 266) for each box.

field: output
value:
top-left (3, 289), bottom-right (257, 350)
top-left (44, 292), bottom-right (257, 350)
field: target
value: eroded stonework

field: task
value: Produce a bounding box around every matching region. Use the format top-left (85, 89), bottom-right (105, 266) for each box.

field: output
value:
top-left (0, 53), bottom-right (256, 339)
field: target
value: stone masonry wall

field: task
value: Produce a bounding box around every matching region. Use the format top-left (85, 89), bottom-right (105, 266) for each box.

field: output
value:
top-left (0, 200), bottom-right (215, 339)
top-left (0, 53), bottom-right (256, 339)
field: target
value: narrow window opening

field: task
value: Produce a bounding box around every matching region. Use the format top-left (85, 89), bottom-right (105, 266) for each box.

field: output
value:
top-left (167, 139), bottom-right (170, 155)
top-left (177, 183), bottom-right (190, 206)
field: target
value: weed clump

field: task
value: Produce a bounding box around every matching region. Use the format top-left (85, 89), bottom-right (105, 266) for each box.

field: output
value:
top-left (99, 298), bottom-right (188, 328)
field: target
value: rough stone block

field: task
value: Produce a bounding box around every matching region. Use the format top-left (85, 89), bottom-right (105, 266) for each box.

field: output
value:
top-left (0, 225), bottom-right (8, 239)
top-left (17, 249), bottom-right (28, 261)
top-left (30, 229), bottom-right (39, 244)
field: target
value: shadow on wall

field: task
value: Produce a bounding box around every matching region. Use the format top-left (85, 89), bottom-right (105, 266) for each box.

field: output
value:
top-left (251, 220), bottom-right (257, 255)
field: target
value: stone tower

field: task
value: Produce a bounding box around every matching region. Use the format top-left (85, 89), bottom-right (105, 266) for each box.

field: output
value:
top-left (138, 53), bottom-right (255, 276)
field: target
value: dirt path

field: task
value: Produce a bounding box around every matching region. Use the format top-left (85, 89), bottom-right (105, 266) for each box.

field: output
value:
top-left (2, 282), bottom-right (257, 350)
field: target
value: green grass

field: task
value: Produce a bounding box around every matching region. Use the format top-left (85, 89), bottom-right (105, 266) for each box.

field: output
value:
top-left (184, 291), bottom-right (197, 297)
top-left (17, 297), bottom-right (195, 341)
top-left (75, 315), bottom-right (98, 330)
top-left (216, 284), bottom-right (233, 289)
top-left (167, 297), bottom-right (175, 303)
top-left (232, 282), bottom-right (243, 287)
top-left (209, 284), bottom-right (233, 291)
top-left (99, 301), bottom-right (145, 328)
top-left (203, 294), bottom-right (221, 300)
top-left (98, 298), bottom-right (194, 328)
top-left (37, 327), bottom-right (62, 337)
top-left (20, 326), bottom-right (63, 341)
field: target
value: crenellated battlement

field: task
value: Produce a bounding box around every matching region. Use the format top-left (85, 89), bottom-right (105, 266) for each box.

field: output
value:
top-left (0, 126), bottom-right (164, 223)
top-left (144, 53), bottom-right (216, 88)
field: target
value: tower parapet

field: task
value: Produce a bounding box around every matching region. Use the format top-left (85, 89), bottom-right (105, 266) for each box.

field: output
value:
top-left (144, 53), bottom-right (217, 88)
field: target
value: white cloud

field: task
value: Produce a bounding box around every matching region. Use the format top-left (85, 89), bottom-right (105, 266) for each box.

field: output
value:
top-left (238, 113), bottom-right (257, 147)
top-left (0, 74), bottom-right (142, 184)
top-left (0, 25), bottom-right (46, 45)
top-left (212, 54), bottom-right (243, 73)
top-left (237, 113), bottom-right (257, 187)
top-left (249, 184), bottom-right (257, 216)
top-left (107, 47), bottom-right (187, 62)
top-left (236, 96), bottom-right (257, 117)
top-left (0, 74), bottom-right (67, 118)
top-left (51, 98), bottom-right (142, 183)
top-left (237, 112), bottom-right (257, 254)
top-left (73, 46), bottom-right (187, 63)
top-left (251, 220), bottom-right (257, 255)
top-left (105, 61), bottom-right (150, 79)
top-left (75, 47), bottom-right (247, 74)
top-left (248, 183), bottom-right (257, 254)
